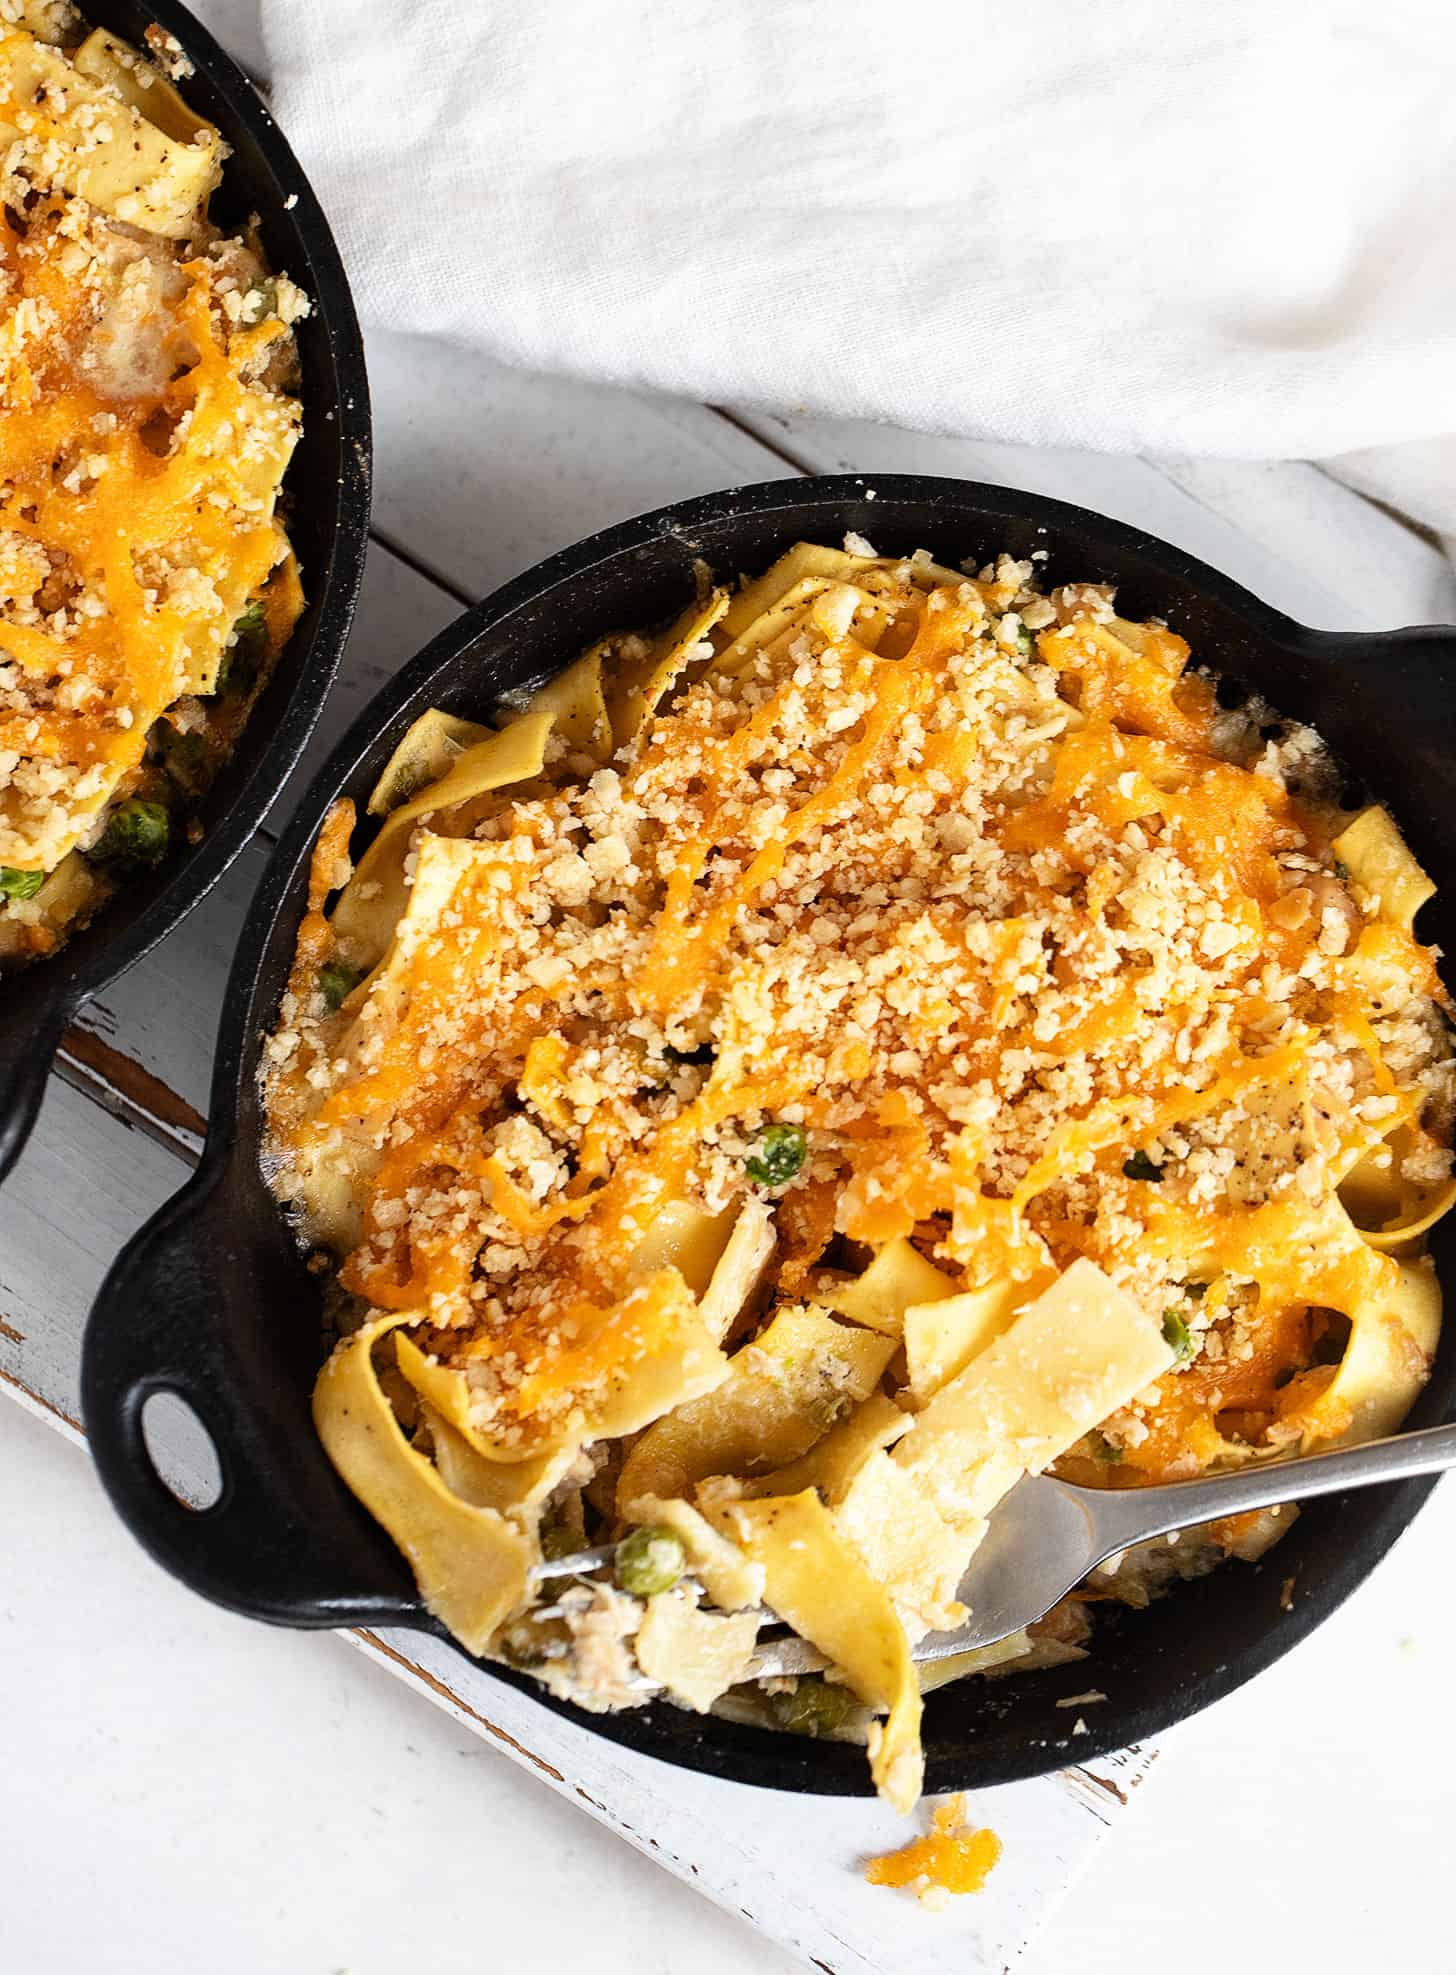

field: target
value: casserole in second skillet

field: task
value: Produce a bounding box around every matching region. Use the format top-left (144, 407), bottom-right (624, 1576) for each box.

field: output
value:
top-left (0, 0), bottom-right (370, 1180)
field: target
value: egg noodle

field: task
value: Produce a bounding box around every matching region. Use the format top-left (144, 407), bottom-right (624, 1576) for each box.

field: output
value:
top-left (264, 541), bottom-right (1454, 1810)
top-left (0, 3), bottom-right (305, 964)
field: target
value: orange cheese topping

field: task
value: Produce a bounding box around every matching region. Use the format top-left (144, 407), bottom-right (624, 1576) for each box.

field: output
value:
top-left (0, 196), bottom-right (300, 874)
top-left (865, 1795), bottom-right (1003, 1902)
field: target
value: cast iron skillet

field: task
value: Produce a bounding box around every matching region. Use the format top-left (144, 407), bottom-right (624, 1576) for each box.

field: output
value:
top-left (82, 476), bottom-right (1456, 1793)
top-left (0, 0), bottom-right (371, 1182)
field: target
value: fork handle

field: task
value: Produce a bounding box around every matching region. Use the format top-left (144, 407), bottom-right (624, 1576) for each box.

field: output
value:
top-left (1090, 1419), bottom-right (1456, 1556)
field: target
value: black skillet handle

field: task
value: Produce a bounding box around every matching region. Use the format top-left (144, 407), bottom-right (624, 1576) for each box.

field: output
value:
top-left (81, 1159), bottom-right (428, 1634)
top-left (0, 992), bottom-right (72, 1183)
top-left (1306, 623), bottom-right (1456, 857)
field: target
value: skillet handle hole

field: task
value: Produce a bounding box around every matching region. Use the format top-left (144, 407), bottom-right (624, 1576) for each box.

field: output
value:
top-left (139, 1390), bottom-right (225, 1513)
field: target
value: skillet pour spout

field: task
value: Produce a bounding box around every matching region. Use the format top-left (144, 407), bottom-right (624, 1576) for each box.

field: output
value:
top-left (82, 475), bottom-right (1456, 1797)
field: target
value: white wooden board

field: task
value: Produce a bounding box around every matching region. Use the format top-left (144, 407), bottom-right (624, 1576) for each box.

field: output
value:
top-left (343, 1627), bottom-right (1153, 1975)
top-left (5, 1), bottom-right (1455, 1969)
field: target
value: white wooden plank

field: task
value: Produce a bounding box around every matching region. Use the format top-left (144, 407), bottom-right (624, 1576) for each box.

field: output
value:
top-left (366, 331), bottom-right (799, 601)
top-left (0, 1078), bottom-right (183, 1426)
top-left (266, 534), bottom-right (463, 823)
top-left (729, 409), bottom-right (1456, 631)
top-left (346, 1626), bottom-right (1155, 1975)
top-left (1037, 1482), bottom-right (1456, 1975)
top-left (176, 0), bottom-right (267, 82)
top-left (0, 1401), bottom-right (799, 1975)
top-left (1157, 456), bottom-right (1456, 628)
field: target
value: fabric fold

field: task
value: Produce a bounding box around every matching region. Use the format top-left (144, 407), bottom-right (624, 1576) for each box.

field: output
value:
top-left (264, 0), bottom-right (1456, 538)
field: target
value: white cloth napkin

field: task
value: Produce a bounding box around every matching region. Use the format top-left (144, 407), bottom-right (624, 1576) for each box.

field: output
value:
top-left (263, 0), bottom-right (1456, 542)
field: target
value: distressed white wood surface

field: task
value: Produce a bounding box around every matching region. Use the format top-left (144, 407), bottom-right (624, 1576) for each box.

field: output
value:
top-left (366, 329), bottom-right (802, 602)
top-left (0, 1397), bottom-right (802, 1975)
top-left (0, 1080), bottom-right (181, 1426)
top-left (5, 0), bottom-right (1455, 1969)
top-left (342, 1629), bottom-right (1151, 1975)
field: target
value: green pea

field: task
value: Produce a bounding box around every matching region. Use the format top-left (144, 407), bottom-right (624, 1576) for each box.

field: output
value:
top-left (1015, 624), bottom-right (1034, 656)
top-left (319, 961), bottom-right (363, 1011)
top-left (768, 1679), bottom-right (855, 1738)
top-left (152, 723), bottom-right (209, 797)
top-left (1162, 1310), bottom-right (1195, 1363)
top-left (93, 798), bottom-right (170, 867)
top-left (0, 866), bottom-right (45, 901)
top-left (745, 1122), bottom-right (808, 1188)
top-left (615, 1525), bottom-right (686, 1597)
top-left (218, 598), bottom-right (268, 694)
top-left (1122, 1148), bottom-right (1163, 1183)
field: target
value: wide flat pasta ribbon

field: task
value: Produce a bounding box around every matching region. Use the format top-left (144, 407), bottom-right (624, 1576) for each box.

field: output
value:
top-left (0, 26), bottom-right (221, 236)
top-left (708, 1489), bottom-right (924, 1814)
top-left (313, 1314), bottom-right (533, 1653)
top-left (607, 591), bottom-right (730, 749)
top-left (617, 1302), bottom-right (896, 1510)
top-left (330, 713), bottom-right (552, 967)
top-left (1333, 806), bottom-right (1435, 932)
top-left (893, 1260), bottom-right (1176, 1526)
top-left (810, 1235), bottom-right (958, 1337)
top-left (365, 709), bottom-right (495, 817)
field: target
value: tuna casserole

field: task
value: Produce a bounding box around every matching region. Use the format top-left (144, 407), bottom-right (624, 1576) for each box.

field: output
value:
top-left (263, 541), bottom-right (1454, 1812)
top-left (0, 1), bottom-right (305, 966)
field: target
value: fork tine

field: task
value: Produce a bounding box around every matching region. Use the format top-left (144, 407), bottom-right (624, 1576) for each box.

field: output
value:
top-left (522, 1503), bottom-right (1049, 1683)
top-left (747, 1636), bottom-right (829, 1679)
top-left (528, 1544), bottom-right (618, 1582)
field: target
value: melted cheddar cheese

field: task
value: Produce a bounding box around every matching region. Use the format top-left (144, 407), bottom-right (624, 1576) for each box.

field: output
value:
top-left (865, 1795), bottom-right (1003, 1904)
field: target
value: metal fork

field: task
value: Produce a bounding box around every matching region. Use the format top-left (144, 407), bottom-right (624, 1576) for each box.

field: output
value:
top-left (535, 1422), bottom-right (1456, 1682)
